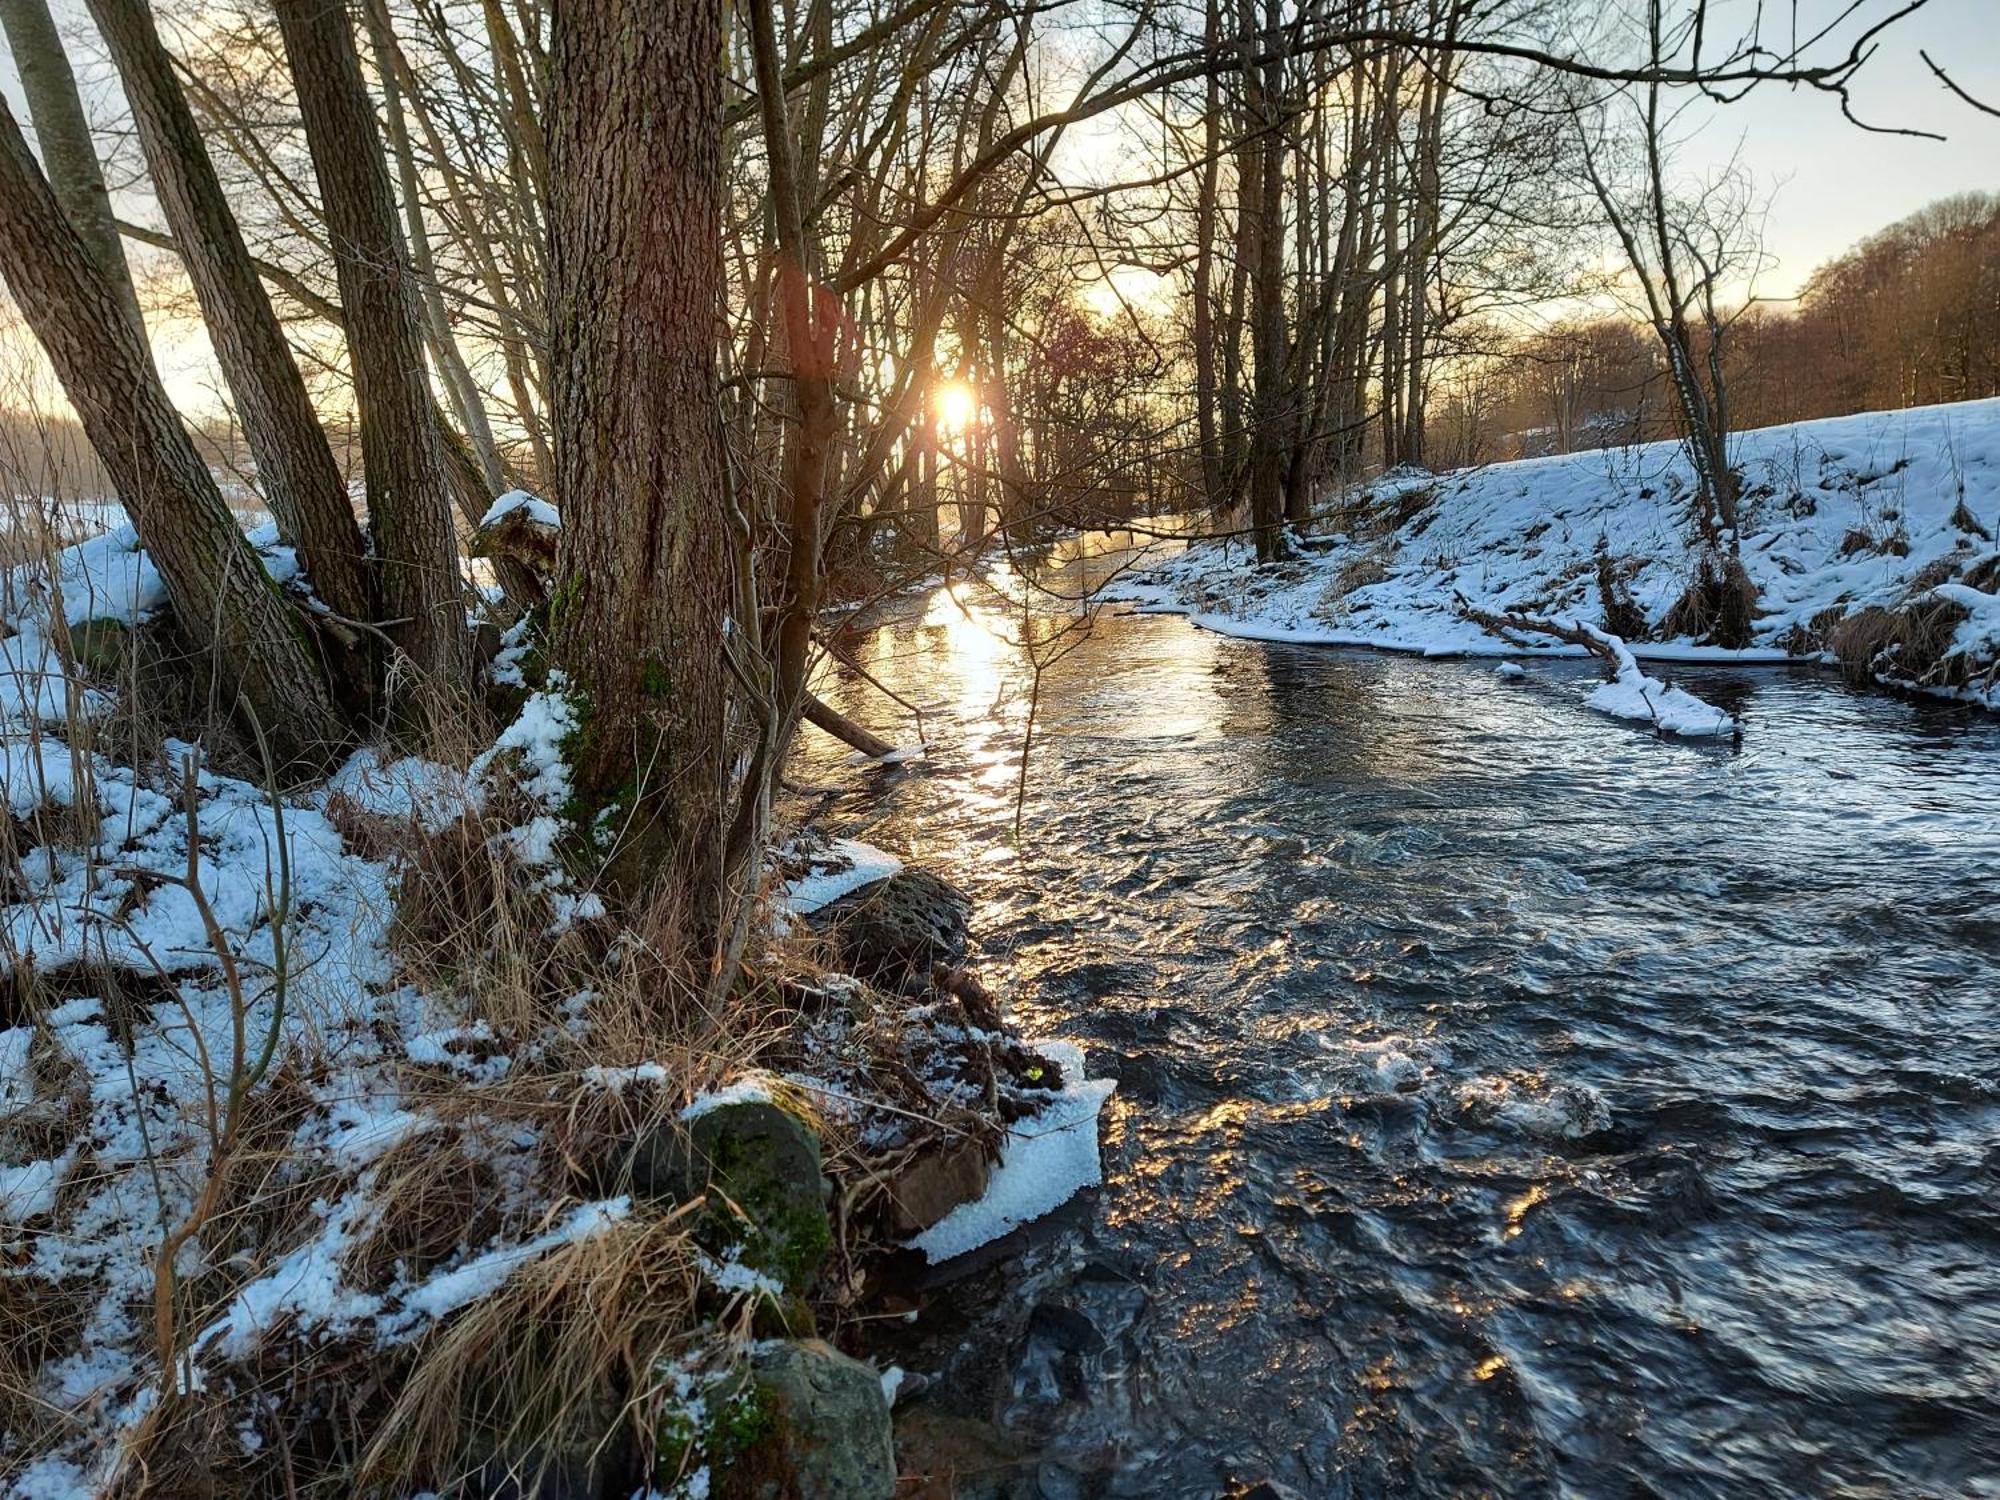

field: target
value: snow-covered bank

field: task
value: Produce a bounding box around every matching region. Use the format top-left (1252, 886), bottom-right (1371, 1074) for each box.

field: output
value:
top-left (0, 528), bottom-right (1106, 1493)
top-left (1104, 399), bottom-right (2000, 711)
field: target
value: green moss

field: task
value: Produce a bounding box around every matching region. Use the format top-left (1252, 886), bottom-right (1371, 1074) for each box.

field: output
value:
top-left (546, 574), bottom-right (585, 632)
top-left (641, 655), bottom-right (672, 698)
top-left (653, 1373), bottom-right (778, 1493)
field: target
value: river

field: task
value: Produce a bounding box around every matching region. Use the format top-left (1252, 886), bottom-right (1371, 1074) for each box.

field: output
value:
top-left (799, 537), bottom-right (2000, 1499)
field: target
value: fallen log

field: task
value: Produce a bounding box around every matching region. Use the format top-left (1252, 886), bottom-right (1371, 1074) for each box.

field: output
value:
top-left (804, 691), bottom-right (898, 759)
top-left (1455, 595), bottom-right (1740, 739)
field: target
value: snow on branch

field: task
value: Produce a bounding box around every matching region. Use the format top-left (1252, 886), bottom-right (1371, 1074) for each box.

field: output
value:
top-left (1458, 599), bottom-right (1739, 738)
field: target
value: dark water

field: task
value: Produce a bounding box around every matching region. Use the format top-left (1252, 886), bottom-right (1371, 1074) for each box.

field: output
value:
top-left (800, 543), bottom-right (2000, 1499)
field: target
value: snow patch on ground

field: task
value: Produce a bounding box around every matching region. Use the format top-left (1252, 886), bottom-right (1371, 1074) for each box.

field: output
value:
top-left (1105, 398), bottom-right (2000, 711)
top-left (909, 1041), bottom-right (1115, 1262)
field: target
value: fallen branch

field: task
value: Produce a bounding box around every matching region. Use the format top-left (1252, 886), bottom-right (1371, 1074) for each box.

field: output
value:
top-left (803, 691), bottom-right (897, 759)
top-left (1456, 598), bottom-right (1624, 675)
top-left (1455, 595), bottom-right (1739, 739)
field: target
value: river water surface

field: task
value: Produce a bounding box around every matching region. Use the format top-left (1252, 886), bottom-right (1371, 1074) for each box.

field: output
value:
top-left (800, 541), bottom-right (2000, 1499)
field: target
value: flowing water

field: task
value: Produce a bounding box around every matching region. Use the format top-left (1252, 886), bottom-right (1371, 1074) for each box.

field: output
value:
top-left (799, 538), bottom-right (2000, 1499)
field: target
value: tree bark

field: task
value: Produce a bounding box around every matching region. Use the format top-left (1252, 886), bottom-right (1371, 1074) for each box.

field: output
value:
top-left (1242, 0), bottom-right (1289, 562)
top-left (0, 0), bottom-right (144, 338)
top-left (0, 99), bottom-right (348, 770)
top-left (86, 0), bottom-right (378, 664)
top-left (548, 0), bottom-right (736, 926)
top-left (275, 0), bottom-right (472, 725)
top-left (1191, 0), bottom-right (1225, 512)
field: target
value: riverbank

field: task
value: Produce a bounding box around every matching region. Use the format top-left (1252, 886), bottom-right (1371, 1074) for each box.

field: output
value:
top-left (1102, 398), bottom-right (2000, 711)
top-left (0, 526), bottom-right (1110, 1497)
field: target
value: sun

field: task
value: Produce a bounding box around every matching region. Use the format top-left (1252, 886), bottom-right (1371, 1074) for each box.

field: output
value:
top-left (933, 380), bottom-right (978, 434)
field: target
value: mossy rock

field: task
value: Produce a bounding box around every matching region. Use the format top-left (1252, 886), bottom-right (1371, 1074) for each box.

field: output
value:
top-left (813, 868), bottom-right (970, 982)
top-left (69, 617), bottom-right (129, 676)
top-left (712, 1340), bottom-right (895, 1500)
top-left (630, 1099), bottom-right (831, 1295)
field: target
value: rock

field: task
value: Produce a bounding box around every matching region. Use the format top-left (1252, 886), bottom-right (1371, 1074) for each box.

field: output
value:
top-left (814, 868), bottom-right (969, 981)
top-left (1223, 1482), bottom-right (1308, 1500)
top-left (68, 617), bottom-right (129, 676)
top-left (887, 1137), bottom-right (991, 1235)
top-left (629, 1099), bottom-right (831, 1294)
top-left (714, 1339), bottom-right (896, 1500)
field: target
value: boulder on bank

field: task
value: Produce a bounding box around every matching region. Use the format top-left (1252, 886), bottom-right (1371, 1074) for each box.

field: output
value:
top-left (67, 617), bottom-right (129, 676)
top-left (886, 1136), bottom-right (991, 1236)
top-left (629, 1097), bottom-right (831, 1294)
top-left (713, 1339), bottom-right (896, 1500)
top-left (812, 868), bottom-right (970, 982)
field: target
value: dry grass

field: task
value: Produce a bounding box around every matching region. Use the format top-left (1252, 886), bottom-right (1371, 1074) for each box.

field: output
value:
top-left (1824, 596), bottom-right (1971, 688)
top-left (1661, 551), bottom-right (1759, 648)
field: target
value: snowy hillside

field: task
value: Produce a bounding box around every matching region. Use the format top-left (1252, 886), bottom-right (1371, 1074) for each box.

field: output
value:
top-left (1105, 399), bottom-right (2000, 709)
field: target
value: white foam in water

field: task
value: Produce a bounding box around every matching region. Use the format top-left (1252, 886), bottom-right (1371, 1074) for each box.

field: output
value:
top-left (1455, 1076), bottom-right (1611, 1140)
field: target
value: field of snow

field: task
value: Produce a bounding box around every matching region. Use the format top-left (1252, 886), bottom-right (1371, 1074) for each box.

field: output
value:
top-left (1104, 399), bottom-right (2000, 712)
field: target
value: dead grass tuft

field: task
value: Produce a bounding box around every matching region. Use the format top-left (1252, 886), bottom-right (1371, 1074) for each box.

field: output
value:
top-left (358, 1212), bottom-right (707, 1495)
top-left (1661, 551), bottom-right (1758, 648)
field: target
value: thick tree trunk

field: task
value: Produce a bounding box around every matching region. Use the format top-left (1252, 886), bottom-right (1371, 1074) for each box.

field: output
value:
top-left (86, 0), bottom-right (378, 664)
top-left (548, 0), bottom-right (736, 925)
top-left (0, 0), bottom-right (144, 338)
top-left (275, 0), bottom-right (472, 724)
top-left (0, 100), bottom-right (347, 770)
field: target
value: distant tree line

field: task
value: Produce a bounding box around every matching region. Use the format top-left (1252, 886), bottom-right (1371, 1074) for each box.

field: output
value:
top-left (1438, 193), bottom-right (2000, 468)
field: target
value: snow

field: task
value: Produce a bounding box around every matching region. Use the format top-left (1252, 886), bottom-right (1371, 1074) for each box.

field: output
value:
top-left (582, 1061), bottom-right (671, 1094)
top-left (378, 1198), bottom-right (628, 1336)
top-left (1105, 398), bottom-right (2000, 710)
top-left (1569, 620), bottom-right (1737, 736)
top-left (908, 1041), bottom-right (1116, 1263)
top-left (479, 489), bottom-right (560, 530)
top-left (1933, 577), bottom-right (2000, 674)
top-left (694, 1244), bottom-right (786, 1299)
top-left (782, 837), bottom-right (902, 914)
top-left (680, 1076), bottom-right (777, 1121)
top-left (0, 1152), bottom-right (70, 1222)
top-left (323, 747), bottom-right (470, 833)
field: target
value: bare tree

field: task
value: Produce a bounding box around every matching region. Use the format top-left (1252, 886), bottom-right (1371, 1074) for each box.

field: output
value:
top-left (274, 0), bottom-right (473, 719)
top-left (86, 0), bottom-right (377, 675)
top-left (0, 0), bottom-right (143, 335)
top-left (0, 96), bottom-right (348, 766)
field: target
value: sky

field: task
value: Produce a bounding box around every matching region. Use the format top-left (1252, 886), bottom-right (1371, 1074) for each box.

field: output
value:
top-left (1682, 0), bottom-right (2000, 297)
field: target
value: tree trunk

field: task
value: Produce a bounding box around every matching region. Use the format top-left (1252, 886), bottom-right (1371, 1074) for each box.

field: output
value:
top-left (0, 0), bottom-right (144, 338)
top-left (360, 0), bottom-right (509, 495)
top-left (1242, 0), bottom-right (1289, 562)
top-left (1191, 0), bottom-right (1225, 511)
top-left (86, 0), bottom-right (378, 671)
top-left (548, 0), bottom-right (737, 926)
top-left (0, 99), bottom-right (347, 770)
top-left (275, 0), bottom-right (472, 725)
